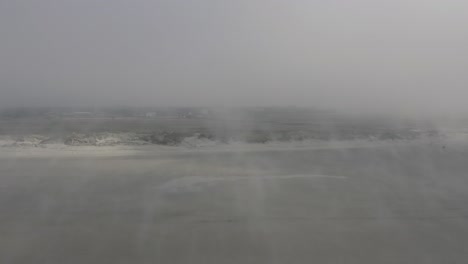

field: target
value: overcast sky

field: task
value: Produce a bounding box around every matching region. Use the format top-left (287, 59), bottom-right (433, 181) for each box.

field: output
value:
top-left (1, 0), bottom-right (467, 114)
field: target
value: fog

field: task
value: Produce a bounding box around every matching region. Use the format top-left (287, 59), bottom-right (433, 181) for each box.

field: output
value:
top-left (1, 0), bottom-right (468, 115)
top-left (2, 2), bottom-right (468, 263)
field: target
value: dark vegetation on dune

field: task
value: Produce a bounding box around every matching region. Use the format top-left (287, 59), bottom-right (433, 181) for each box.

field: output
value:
top-left (0, 107), bottom-right (440, 146)
top-left (2, 128), bottom-right (439, 147)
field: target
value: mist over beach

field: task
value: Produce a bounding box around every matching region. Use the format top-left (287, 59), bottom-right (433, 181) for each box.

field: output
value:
top-left (2, 0), bottom-right (468, 263)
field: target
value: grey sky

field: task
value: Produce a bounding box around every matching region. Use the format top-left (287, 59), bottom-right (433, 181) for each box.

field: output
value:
top-left (1, 0), bottom-right (467, 114)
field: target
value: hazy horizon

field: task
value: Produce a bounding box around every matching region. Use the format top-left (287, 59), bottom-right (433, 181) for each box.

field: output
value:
top-left (1, 0), bottom-right (468, 116)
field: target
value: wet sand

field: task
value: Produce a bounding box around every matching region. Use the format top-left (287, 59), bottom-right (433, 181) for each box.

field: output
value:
top-left (1, 141), bottom-right (468, 263)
